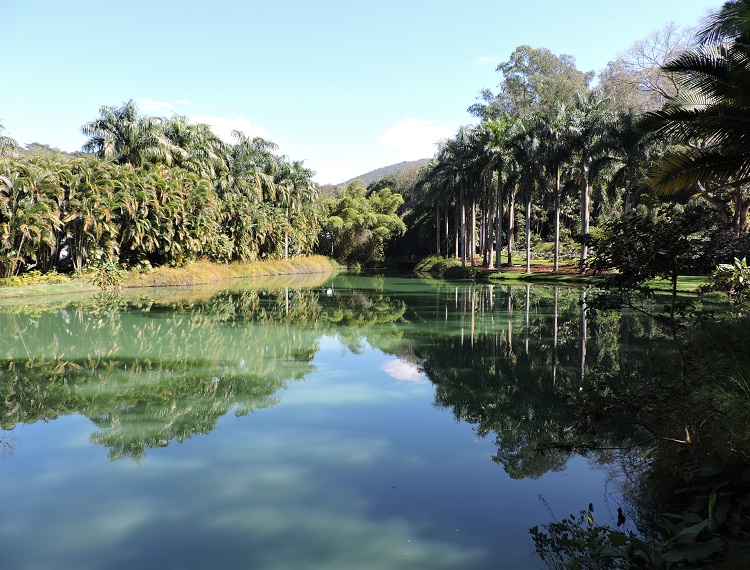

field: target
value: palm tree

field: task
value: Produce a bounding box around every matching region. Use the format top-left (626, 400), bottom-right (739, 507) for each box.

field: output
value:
top-left (162, 116), bottom-right (229, 179)
top-left (605, 111), bottom-right (652, 214)
top-left (484, 118), bottom-right (514, 270)
top-left (538, 104), bottom-right (576, 272)
top-left (432, 130), bottom-right (472, 267)
top-left (569, 93), bottom-right (612, 271)
top-left (640, 3), bottom-right (750, 233)
top-left (507, 118), bottom-right (543, 274)
top-left (0, 162), bottom-right (63, 276)
top-left (0, 122), bottom-right (19, 158)
top-left (219, 131), bottom-right (279, 207)
top-left (81, 100), bottom-right (178, 167)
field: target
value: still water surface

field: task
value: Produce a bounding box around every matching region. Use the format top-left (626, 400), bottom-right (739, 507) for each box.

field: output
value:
top-left (0, 274), bottom-right (658, 569)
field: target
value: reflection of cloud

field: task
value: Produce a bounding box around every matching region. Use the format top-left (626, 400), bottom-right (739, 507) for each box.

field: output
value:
top-left (3, 421), bottom-right (486, 569)
top-left (377, 118), bottom-right (452, 161)
top-left (381, 358), bottom-right (426, 383)
top-left (190, 115), bottom-right (268, 144)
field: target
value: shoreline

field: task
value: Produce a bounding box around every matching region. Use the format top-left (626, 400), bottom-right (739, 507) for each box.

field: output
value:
top-left (0, 256), bottom-right (340, 301)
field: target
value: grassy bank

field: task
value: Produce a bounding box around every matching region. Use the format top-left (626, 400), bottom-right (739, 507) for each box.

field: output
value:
top-left (0, 256), bottom-right (340, 300)
top-left (122, 256), bottom-right (339, 288)
top-left (415, 255), bottom-right (709, 291)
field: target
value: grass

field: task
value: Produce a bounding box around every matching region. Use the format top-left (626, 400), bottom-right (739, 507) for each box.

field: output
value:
top-left (0, 256), bottom-right (340, 300)
top-left (0, 280), bottom-right (98, 300)
top-left (416, 255), bottom-right (710, 290)
top-left (123, 256), bottom-right (339, 288)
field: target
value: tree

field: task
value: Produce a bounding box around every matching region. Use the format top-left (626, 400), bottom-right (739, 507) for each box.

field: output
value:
top-left (640, 2), bottom-right (750, 234)
top-left (484, 117), bottom-right (515, 271)
top-left (0, 162), bottom-right (63, 276)
top-left (470, 45), bottom-right (594, 120)
top-left (318, 180), bottom-right (405, 265)
top-left (612, 112), bottom-right (654, 213)
top-left (0, 122), bottom-right (20, 158)
top-left (82, 100), bottom-right (179, 167)
top-left (507, 118), bottom-right (542, 274)
top-left (597, 22), bottom-right (696, 115)
top-left (162, 116), bottom-right (229, 179)
top-left (568, 93), bottom-right (612, 271)
top-left (538, 104), bottom-right (576, 271)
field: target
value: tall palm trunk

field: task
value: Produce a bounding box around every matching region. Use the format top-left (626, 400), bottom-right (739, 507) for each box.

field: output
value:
top-left (445, 210), bottom-right (449, 258)
top-left (525, 181), bottom-right (532, 275)
top-left (579, 162), bottom-right (590, 273)
top-left (454, 207), bottom-right (459, 258)
top-left (495, 169), bottom-right (503, 272)
top-left (435, 203), bottom-right (440, 256)
top-left (460, 185), bottom-right (466, 267)
top-left (487, 180), bottom-right (495, 269)
top-left (507, 186), bottom-right (515, 266)
top-left (284, 206), bottom-right (289, 259)
top-left (471, 199), bottom-right (476, 267)
top-left (553, 164), bottom-right (561, 272)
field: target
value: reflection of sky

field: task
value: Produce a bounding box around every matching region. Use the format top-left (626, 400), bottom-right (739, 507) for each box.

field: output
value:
top-left (1, 336), bottom-right (614, 569)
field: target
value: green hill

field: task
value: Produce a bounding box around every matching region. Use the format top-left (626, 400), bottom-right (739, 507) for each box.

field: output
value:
top-left (341, 159), bottom-right (430, 186)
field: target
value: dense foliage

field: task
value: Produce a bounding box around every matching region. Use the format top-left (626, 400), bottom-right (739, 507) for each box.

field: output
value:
top-left (400, 9), bottom-right (750, 274)
top-left (318, 180), bottom-right (405, 266)
top-left (1, 102), bottom-right (320, 277)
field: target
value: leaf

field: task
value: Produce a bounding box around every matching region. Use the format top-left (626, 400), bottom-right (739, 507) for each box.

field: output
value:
top-left (661, 537), bottom-right (724, 562)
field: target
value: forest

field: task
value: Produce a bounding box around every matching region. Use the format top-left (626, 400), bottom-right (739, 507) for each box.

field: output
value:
top-left (2, 6), bottom-right (750, 279)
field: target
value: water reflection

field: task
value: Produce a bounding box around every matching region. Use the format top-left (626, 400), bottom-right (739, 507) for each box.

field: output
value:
top-left (0, 276), bottom-right (669, 467)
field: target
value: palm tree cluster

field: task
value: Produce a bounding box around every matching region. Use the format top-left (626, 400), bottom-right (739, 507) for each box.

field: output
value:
top-left (416, 94), bottom-right (654, 274)
top-left (0, 101), bottom-right (319, 277)
top-left (413, 4), bottom-right (750, 272)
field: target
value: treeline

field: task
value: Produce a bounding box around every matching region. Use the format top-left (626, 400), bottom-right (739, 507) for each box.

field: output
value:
top-left (0, 102), bottom-right (319, 277)
top-left (395, 7), bottom-right (750, 271)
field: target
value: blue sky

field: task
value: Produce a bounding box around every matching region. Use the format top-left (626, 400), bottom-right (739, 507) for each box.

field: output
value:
top-left (1, 0), bottom-right (718, 183)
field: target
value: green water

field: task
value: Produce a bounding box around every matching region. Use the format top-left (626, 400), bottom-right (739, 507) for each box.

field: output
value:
top-left (0, 274), bottom-right (668, 568)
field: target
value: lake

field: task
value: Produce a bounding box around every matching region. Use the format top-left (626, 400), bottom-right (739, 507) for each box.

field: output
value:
top-left (0, 273), bottom-right (665, 569)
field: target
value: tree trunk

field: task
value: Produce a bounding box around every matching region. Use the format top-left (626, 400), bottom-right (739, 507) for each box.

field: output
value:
top-left (471, 199), bottom-right (476, 267)
top-left (435, 203), bottom-right (440, 256)
top-left (525, 188), bottom-right (532, 274)
top-left (284, 206), bottom-right (289, 259)
top-left (508, 186), bottom-right (515, 266)
top-left (495, 169), bottom-right (503, 272)
top-left (454, 207), bottom-right (459, 259)
top-left (553, 164), bottom-right (561, 273)
top-left (445, 210), bottom-right (449, 258)
top-left (460, 185), bottom-right (466, 267)
top-left (579, 163), bottom-right (590, 273)
top-left (487, 179), bottom-right (495, 269)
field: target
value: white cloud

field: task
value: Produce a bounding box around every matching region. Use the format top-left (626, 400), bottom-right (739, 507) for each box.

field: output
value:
top-left (381, 358), bottom-right (426, 384)
top-left (137, 98), bottom-right (175, 114)
top-left (176, 99), bottom-right (192, 106)
top-left (189, 116), bottom-right (268, 144)
top-left (377, 118), bottom-right (452, 161)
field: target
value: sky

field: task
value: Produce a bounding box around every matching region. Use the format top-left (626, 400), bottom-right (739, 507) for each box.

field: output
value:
top-left (1, 0), bottom-right (720, 184)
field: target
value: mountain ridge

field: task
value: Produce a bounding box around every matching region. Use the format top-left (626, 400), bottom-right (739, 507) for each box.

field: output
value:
top-left (334, 158), bottom-right (431, 187)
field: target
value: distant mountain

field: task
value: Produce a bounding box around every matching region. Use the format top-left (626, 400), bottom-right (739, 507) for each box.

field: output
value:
top-left (339, 159), bottom-right (431, 187)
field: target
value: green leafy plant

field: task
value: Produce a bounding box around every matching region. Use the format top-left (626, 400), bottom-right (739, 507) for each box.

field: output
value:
top-left (710, 257), bottom-right (749, 300)
top-left (91, 253), bottom-right (125, 291)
